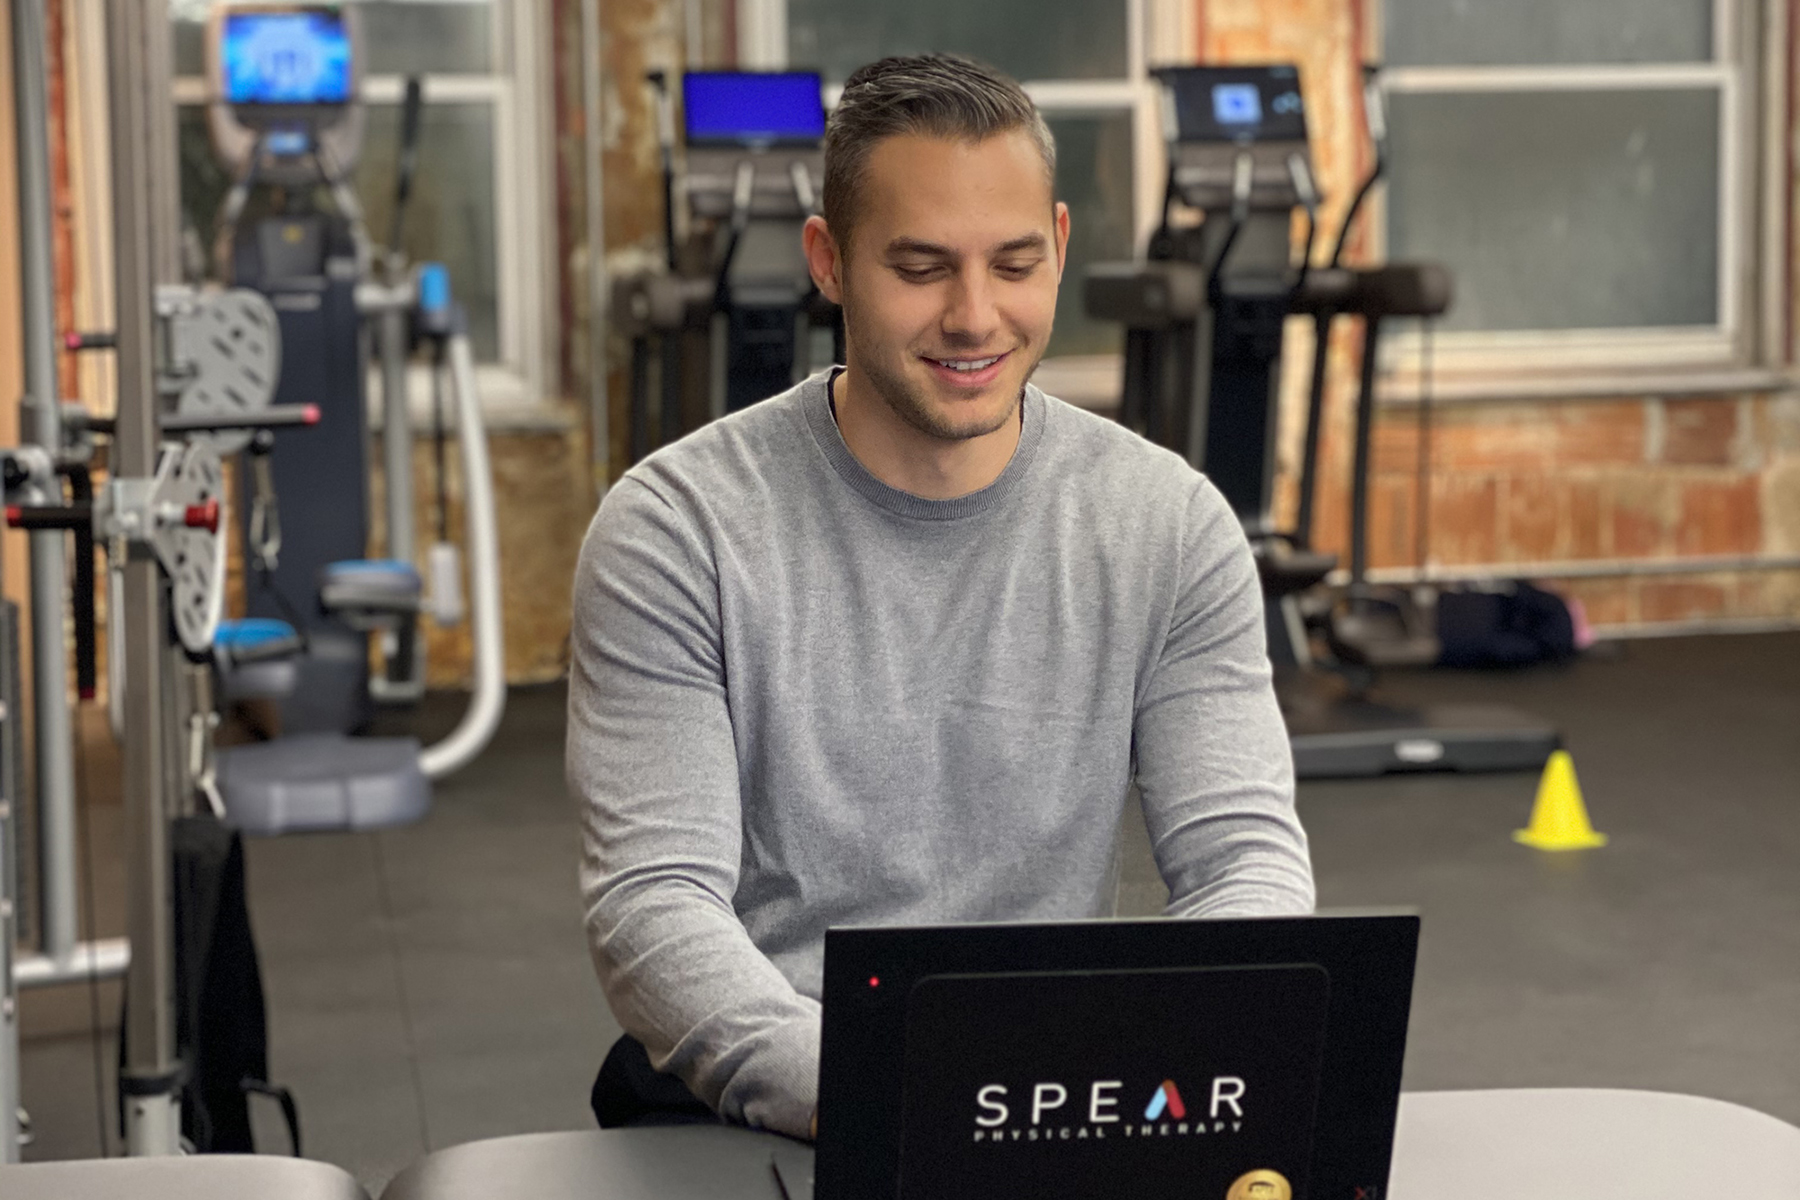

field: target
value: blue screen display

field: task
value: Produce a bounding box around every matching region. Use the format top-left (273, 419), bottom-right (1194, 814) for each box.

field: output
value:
top-left (1159, 66), bottom-right (1306, 144)
top-left (1212, 83), bottom-right (1262, 126)
top-left (683, 72), bottom-right (826, 146)
top-left (222, 11), bottom-right (352, 105)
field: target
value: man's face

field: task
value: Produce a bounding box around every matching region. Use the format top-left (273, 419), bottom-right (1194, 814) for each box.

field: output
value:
top-left (813, 130), bottom-right (1069, 442)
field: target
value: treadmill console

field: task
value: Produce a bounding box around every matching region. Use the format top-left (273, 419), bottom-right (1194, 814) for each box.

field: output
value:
top-left (682, 71), bottom-right (827, 149)
top-left (206, 3), bottom-right (366, 182)
top-left (1158, 65), bottom-right (1307, 145)
top-left (220, 8), bottom-right (353, 107)
top-left (680, 71), bottom-right (827, 222)
top-left (1153, 64), bottom-right (1312, 212)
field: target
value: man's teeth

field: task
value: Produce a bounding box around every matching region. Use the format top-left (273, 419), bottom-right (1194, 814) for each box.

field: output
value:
top-left (935, 356), bottom-right (1001, 372)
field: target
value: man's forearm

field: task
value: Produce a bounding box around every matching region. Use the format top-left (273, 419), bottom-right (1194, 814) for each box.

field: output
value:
top-left (582, 866), bottom-right (822, 1135)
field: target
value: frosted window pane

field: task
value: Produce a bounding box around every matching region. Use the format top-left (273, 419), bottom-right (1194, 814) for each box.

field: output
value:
top-left (1385, 89), bottom-right (1719, 331)
top-left (788, 0), bottom-right (1128, 83)
top-left (1384, 0), bottom-right (1712, 66)
top-left (171, 1), bottom-right (494, 77)
top-left (1047, 114), bottom-right (1135, 357)
top-left (359, 3), bottom-right (493, 76)
top-left (356, 102), bottom-right (501, 359)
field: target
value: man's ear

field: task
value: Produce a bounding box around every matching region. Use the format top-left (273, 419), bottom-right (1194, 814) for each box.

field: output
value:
top-left (803, 215), bottom-right (845, 304)
top-left (1053, 201), bottom-right (1071, 281)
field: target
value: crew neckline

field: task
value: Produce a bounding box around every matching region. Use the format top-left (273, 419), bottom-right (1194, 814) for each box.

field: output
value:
top-left (803, 368), bottom-right (1046, 521)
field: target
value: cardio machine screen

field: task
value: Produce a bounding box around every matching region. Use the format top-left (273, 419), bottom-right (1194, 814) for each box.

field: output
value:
top-left (221, 10), bottom-right (353, 106)
top-left (1158, 65), bottom-right (1307, 144)
top-left (683, 72), bottom-right (827, 148)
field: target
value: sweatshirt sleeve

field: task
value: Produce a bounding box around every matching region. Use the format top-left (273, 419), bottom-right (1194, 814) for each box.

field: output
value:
top-left (1132, 478), bottom-right (1317, 917)
top-left (567, 477), bottom-right (819, 1138)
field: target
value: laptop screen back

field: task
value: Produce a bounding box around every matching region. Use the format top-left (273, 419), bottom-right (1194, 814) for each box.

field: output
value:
top-left (899, 965), bottom-right (1330, 1200)
top-left (818, 914), bottom-right (1417, 1200)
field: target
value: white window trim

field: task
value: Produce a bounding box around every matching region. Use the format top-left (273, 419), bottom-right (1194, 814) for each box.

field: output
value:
top-left (169, 2), bottom-right (557, 415)
top-left (1371, 0), bottom-right (1787, 396)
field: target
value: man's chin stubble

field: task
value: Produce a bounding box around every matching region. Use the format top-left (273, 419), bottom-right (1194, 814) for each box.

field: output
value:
top-left (872, 354), bottom-right (1039, 443)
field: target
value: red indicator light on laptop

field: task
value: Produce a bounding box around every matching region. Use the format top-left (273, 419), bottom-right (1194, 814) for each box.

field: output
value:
top-left (868, 976), bottom-right (881, 988)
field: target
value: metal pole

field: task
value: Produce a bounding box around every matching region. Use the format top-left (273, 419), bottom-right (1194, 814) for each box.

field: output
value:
top-left (580, 0), bottom-right (610, 492)
top-left (6, 0), bottom-right (67, 1162)
top-left (2, 625), bottom-right (18, 1165)
top-left (380, 301), bottom-right (415, 566)
top-left (378, 294), bottom-right (421, 694)
top-left (12, 0), bottom-right (81, 974)
top-left (1348, 314), bottom-right (1382, 591)
top-left (106, 0), bottom-right (180, 1156)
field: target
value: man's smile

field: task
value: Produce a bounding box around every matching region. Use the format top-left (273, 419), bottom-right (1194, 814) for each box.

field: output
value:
top-left (921, 351), bottom-right (1011, 388)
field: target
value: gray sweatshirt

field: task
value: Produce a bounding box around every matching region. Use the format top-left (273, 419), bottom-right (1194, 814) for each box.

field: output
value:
top-left (568, 371), bottom-right (1314, 1140)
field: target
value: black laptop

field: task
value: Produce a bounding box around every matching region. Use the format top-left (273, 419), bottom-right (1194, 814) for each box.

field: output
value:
top-left (809, 912), bottom-right (1419, 1200)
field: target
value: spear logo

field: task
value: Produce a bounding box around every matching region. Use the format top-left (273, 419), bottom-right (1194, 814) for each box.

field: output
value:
top-left (1143, 1080), bottom-right (1187, 1121)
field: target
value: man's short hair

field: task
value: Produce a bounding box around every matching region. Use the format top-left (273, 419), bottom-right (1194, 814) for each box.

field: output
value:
top-left (822, 54), bottom-right (1057, 256)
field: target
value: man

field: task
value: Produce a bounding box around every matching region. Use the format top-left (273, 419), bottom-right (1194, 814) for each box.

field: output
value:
top-left (568, 54), bottom-right (1313, 1142)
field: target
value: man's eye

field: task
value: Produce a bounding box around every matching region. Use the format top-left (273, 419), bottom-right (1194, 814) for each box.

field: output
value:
top-left (996, 260), bottom-right (1041, 279)
top-left (893, 265), bottom-right (944, 282)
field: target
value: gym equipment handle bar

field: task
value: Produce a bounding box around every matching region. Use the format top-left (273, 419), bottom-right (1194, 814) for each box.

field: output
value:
top-left (5, 498), bottom-right (220, 534)
top-left (77, 403), bottom-right (322, 438)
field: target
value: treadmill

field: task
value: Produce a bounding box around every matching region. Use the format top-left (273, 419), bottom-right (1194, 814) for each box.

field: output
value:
top-left (1084, 64), bottom-right (1557, 779)
top-left (611, 70), bottom-right (841, 462)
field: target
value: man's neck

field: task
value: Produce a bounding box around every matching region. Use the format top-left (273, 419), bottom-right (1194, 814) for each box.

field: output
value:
top-left (830, 364), bottom-right (1023, 501)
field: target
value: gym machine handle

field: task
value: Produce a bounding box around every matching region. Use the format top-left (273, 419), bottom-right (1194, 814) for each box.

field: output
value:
top-left (64, 330), bottom-right (118, 352)
top-left (68, 466), bottom-right (99, 699)
top-left (158, 403), bottom-right (322, 435)
top-left (1330, 65), bottom-right (1389, 271)
top-left (1204, 150), bottom-right (1256, 302)
top-left (389, 76), bottom-right (426, 257)
top-left (71, 403), bottom-right (320, 440)
top-left (1299, 63), bottom-right (1394, 551)
top-left (1290, 263), bottom-right (1453, 321)
top-left (4, 499), bottom-right (217, 534)
top-left (712, 161), bottom-right (759, 310)
top-left (4, 504), bottom-right (91, 531)
top-left (646, 71), bottom-right (679, 271)
top-left (1286, 152), bottom-right (1320, 296)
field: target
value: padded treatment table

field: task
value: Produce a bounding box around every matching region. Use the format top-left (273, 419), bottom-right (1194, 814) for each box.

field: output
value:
top-left (0, 1153), bottom-right (370, 1199)
top-left (378, 1089), bottom-right (1800, 1200)
top-left (382, 1125), bottom-right (815, 1200)
top-left (1387, 1088), bottom-right (1800, 1200)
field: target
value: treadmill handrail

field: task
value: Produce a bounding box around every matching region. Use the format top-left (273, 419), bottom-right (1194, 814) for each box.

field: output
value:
top-left (418, 331), bottom-right (506, 780)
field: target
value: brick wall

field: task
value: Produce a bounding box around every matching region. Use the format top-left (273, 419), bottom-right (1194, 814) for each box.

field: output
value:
top-left (594, 0), bottom-right (690, 481)
top-left (1202, 0), bottom-right (1800, 632)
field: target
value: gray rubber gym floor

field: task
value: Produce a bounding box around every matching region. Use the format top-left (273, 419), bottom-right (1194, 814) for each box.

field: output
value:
top-left (18, 631), bottom-right (1800, 1192)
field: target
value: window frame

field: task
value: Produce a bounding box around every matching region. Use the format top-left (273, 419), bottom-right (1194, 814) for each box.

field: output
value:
top-left (168, 2), bottom-right (558, 413)
top-left (1370, 0), bottom-right (1789, 393)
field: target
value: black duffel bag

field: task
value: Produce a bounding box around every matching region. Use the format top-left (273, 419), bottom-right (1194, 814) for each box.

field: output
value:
top-left (1436, 581), bottom-right (1579, 668)
top-left (119, 814), bottom-right (301, 1154)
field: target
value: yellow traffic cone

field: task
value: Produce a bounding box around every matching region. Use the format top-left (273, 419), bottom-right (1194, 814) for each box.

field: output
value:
top-left (1513, 750), bottom-right (1607, 850)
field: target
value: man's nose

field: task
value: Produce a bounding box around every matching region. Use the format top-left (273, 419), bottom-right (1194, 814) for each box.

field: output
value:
top-left (941, 267), bottom-right (1001, 345)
